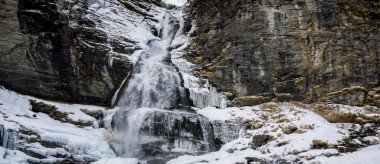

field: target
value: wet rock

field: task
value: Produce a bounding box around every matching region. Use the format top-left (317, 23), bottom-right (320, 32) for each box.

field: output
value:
top-left (30, 100), bottom-right (92, 127)
top-left (312, 140), bottom-right (329, 149)
top-left (186, 0), bottom-right (380, 107)
top-left (270, 157), bottom-right (301, 164)
top-left (147, 158), bottom-right (166, 164)
top-left (351, 123), bottom-right (379, 138)
top-left (360, 136), bottom-right (380, 145)
top-left (80, 108), bottom-right (103, 120)
top-left (113, 109), bottom-right (216, 159)
top-left (365, 87), bottom-right (380, 107)
top-left (212, 119), bottom-right (241, 145)
top-left (323, 87), bottom-right (367, 106)
top-left (30, 100), bottom-right (63, 120)
top-left (282, 125), bottom-right (298, 134)
top-left (21, 148), bottom-right (47, 159)
top-left (250, 134), bottom-right (273, 149)
top-left (141, 140), bottom-right (167, 157)
top-left (245, 157), bottom-right (266, 164)
top-left (248, 121), bottom-right (263, 130)
top-left (139, 111), bottom-right (215, 152)
top-left (234, 96), bottom-right (271, 107)
top-left (0, 0), bottom-right (137, 106)
top-left (276, 141), bottom-right (289, 147)
top-left (335, 137), bottom-right (361, 153)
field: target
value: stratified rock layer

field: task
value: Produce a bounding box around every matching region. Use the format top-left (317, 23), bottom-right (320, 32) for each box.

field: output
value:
top-left (186, 0), bottom-right (380, 107)
top-left (0, 0), bottom-right (164, 106)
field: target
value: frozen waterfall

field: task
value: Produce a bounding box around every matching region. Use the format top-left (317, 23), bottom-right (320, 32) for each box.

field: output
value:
top-left (112, 10), bottom-right (215, 160)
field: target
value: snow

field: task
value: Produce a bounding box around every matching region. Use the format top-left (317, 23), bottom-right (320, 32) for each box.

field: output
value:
top-left (298, 149), bottom-right (339, 159)
top-left (181, 73), bottom-right (228, 109)
top-left (313, 145), bottom-right (380, 164)
top-left (168, 142), bottom-right (270, 164)
top-left (27, 96), bottom-right (103, 127)
top-left (0, 86), bottom-right (115, 162)
top-left (87, 0), bottom-right (164, 64)
top-left (170, 8), bottom-right (198, 74)
top-left (0, 147), bottom-right (9, 163)
top-left (167, 8), bottom-right (227, 109)
top-left (0, 1), bottom-right (379, 161)
top-left (168, 103), bottom-right (374, 164)
top-left (162, 0), bottom-right (187, 6)
top-left (0, 87), bottom-right (31, 116)
top-left (198, 107), bottom-right (258, 121)
top-left (1, 86), bottom-right (379, 163)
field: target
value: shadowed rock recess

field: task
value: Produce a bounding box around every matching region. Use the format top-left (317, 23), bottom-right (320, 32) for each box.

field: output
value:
top-left (185, 0), bottom-right (380, 107)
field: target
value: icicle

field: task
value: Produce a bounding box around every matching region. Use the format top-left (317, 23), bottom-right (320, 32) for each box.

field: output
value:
top-left (182, 73), bottom-right (228, 109)
top-left (0, 125), bottom-right (16, 150)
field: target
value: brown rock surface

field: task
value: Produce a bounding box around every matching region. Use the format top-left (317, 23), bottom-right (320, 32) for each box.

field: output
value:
top-left (186, 0), bottom-right (380, 107)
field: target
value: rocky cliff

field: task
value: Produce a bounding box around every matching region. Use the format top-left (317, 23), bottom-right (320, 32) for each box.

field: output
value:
top-left (186, 0), bottom-right (380, 107)
top-left (0, 0), bottom-right (165, 106)
top-left (0, 0), bottom-right (379, 107)
top-left (0, 1), bottom-right (379, 163)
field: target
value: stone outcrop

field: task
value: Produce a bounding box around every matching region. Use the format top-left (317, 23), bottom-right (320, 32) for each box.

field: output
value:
top-left (186, 0), bottom-right (380, 107)
top-left (0, 0), bottom-right (378, 108)
top-left (0, 0), bottom-right (163, 106)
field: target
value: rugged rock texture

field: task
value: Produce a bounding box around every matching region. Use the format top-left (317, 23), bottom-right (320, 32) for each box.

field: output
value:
top-left (186, 0), bottom-right (380, 107)
top-left (0, 0), bottom-right (165, 106)
top-left (110, 109), bottom-right (215, 160)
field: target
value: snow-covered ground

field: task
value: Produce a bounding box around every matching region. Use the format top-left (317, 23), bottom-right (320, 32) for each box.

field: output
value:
top-left (162, 0), bottom-right (187, 6)
top-left (168, 103), bottom-right (380, 163)
top-left (1, 86), bottom-right (379, 163)
top-left (313, 145), bottom-right (380, 164)
top-left (0, 86), bottom-right (115, 163)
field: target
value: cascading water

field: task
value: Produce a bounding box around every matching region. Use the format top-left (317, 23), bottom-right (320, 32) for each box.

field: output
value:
top-left (112, 10), bottom-right (215, 161)
top-left (117, 12), bottom-right (185, 110)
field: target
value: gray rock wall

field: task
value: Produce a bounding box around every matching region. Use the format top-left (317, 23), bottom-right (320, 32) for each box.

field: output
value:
top-left (0, 0), bottom-right (159, 106)
top-left (186, 0), bottom-right (380, 107)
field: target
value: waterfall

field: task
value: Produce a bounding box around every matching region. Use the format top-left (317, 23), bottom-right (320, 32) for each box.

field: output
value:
top-left (112, 10), bottom-right (215, 160)
top-left (116, 12), bottom-right (185, 110)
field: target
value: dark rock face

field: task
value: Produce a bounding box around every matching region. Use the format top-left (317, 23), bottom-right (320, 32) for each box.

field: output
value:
top-left (186, 0), bottom-right (380, 107)
top-left (140, 111), bottom-right (211, 143)
top-left (250, 134), bottom-right (272, 149)
top-left (111, 109), bottom-right (215, 160)
top-left (0, 0), bottom-right (149, 106)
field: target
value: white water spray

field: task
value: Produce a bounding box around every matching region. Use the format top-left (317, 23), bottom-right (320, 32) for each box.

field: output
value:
top-left (113, 9), bottom-right (216, 160)
top-left (114, 11), bottom-right (190, 158)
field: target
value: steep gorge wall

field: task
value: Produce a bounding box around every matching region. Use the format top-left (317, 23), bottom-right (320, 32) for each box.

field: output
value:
top-left (0, 0), bottom-right (162, 106)
top-left (186, 0), bottom-right (380, 107)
